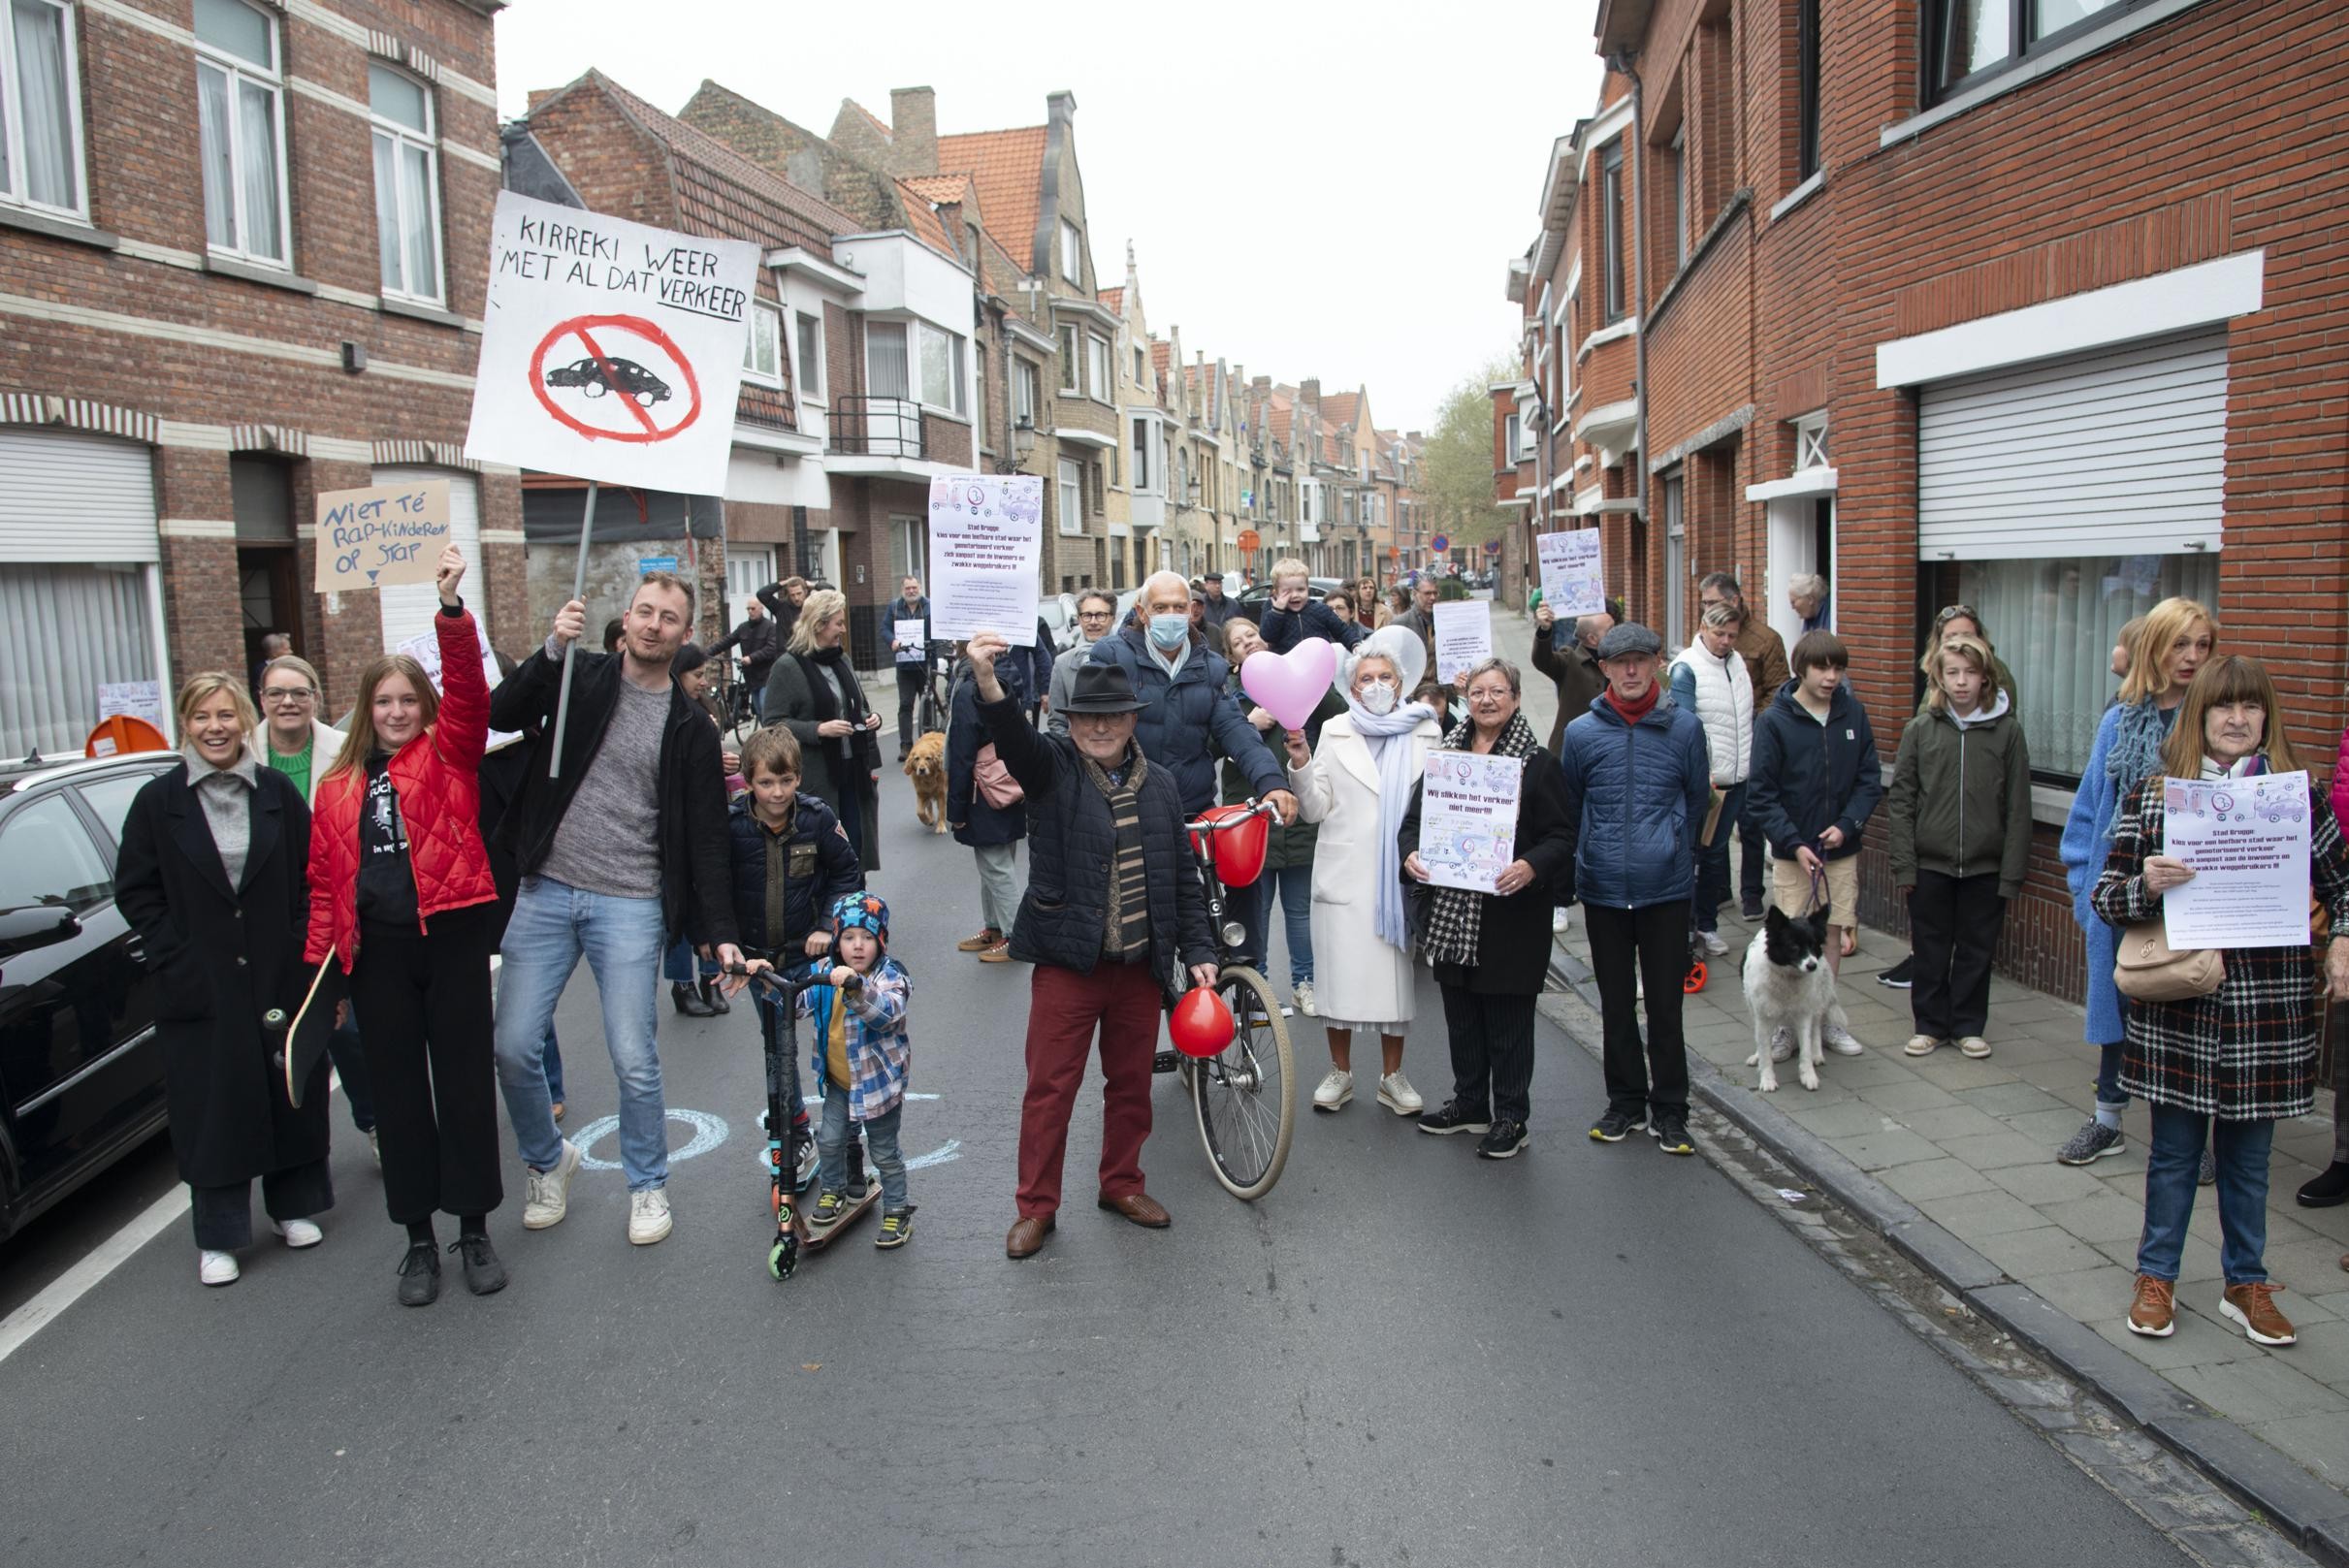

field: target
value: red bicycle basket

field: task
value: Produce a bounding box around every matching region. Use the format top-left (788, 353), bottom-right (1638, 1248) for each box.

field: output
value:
top-left (1189, 804), bottom-right (1269, 887)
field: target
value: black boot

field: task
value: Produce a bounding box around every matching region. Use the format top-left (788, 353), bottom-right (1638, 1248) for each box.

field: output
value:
top-left (698, 976), bottom-right (730, 1016)
top-left (672, 982), bottom-right (717, 1018)
top-left (2298, 1161), bottom-right (2349, 1208)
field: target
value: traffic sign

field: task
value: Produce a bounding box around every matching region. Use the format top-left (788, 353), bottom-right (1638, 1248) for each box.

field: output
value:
top-left (1236, 528), bottom-right (1261, 552)
top-left (1485, 538), bottom-right (1502, 554)
top-left (1431, 533), bottom-right (1450, 554)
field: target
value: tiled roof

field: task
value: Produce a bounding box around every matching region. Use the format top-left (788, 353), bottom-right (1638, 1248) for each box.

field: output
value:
top-left (973, 223), bottom-right (1029, 300)
top-left (901, 173), bottom-right (975, 206)
top-left (1267, 394), bottom-right (1293, 443)
top-left (579, 71), bottom-right (859, 249)
top-left (1097, 287), bottom-right (1123, 313)
top-left (891, 180), bottom-right (959, 263)
top-left (938, 126), bottom-right (1047, 266)
top-left (1321, 392), bottom-right (1361, 427)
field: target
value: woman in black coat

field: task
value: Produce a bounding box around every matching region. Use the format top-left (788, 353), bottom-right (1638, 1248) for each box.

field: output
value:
top-left (761, 587), bottom-right (883, 873)
top-left (1399, 656), bottom-right (1575, 1161)
top-left (114, 672), bottom-right (329, 1287)
top-left (946, 650), bottom-right (1029, 960)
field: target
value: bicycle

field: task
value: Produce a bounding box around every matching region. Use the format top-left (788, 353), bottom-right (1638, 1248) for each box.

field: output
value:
top-left (915, 646), bottom-right (950, 737)
top-left (708, 656), bottom-right (764, 745)
top-left (1157, 797), bottom-right (1296, 1200)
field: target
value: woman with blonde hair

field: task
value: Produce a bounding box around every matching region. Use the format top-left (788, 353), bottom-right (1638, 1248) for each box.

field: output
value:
top-left (115, 670), bottom-right (326, 1286)
top-left (763, 586), bottom-right (884, 871)
top-left (2098, 656), bottom-right (2349, 1345)
top-left (2055, 596), bottom-right (2218, 1168)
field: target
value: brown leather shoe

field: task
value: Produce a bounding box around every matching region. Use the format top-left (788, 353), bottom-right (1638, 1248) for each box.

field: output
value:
top-left (956, 928), bottom-right (1003, 953)
top-left (2126, 1273), bottom-right (2175, 1337)
top-left (1005, 1215), bottom-right (1054, 1259)
top-left (978, 941), bottom-right (1014, 963)
top-left (2221, 1281), bottom-right (2297, 1346)
top-left (1097, 1192), bottom-right (1172, 1229)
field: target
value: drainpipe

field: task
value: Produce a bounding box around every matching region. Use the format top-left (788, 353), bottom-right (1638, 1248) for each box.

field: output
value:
top-left (1606, 51), bottom-right (1650, 560)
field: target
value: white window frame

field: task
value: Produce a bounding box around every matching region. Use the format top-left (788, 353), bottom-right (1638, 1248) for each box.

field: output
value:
top-left (1014, 356), bottom-right (1040, 426)
top-left (1060, 219), bottom-right (1082, 283)
top-left (1133, 344), bottom-right (1146, 387)
top-left (1670, 126), bottom-right (1689, 268)
top-left (368, 62), bottom-right (444, 304)
top-left (1056, 458), bottom-right (1083, 536)
top-left (866, 316), bottom-right (967, 418)
top-left (195, 0), bottom-right (292, 268)
top-left (742, 300), bottom-right (783, 386)
top-left (1793, 412), bottom-right (1829, 471)
top-left (0, 0), bottom-right (87, 220)
top-left (793, 309), bottom-right (824, 401)
top-left (1057, 326), bottom-right (1079, 392)
top-left (1086, 335), bottom-right (1111, 405)
top-left (1131, 417), bottom-right (1152, 491)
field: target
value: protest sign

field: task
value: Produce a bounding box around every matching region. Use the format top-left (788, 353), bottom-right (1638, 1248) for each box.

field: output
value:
top-left (463, 191), bottom-right (761, 495)
top-left (1432, 598), bottom-right (1493, 685)
top-left (398, 619), bottom-right (520, 752)
top-left (1418, 751), bottom-right (1525, 894)
top-left (2161, 772), bottom-right (2313, 949)
top-left (927, 475), bottom-right (1044, 647)
top-left (314, 481), bottom-right (449, 592)
top-left (894, 619), bottom-right (927, 663)
top-left (98, 681), bottom-right (164, 726)
top-left (1536, 529), bottom-right (1604, 618)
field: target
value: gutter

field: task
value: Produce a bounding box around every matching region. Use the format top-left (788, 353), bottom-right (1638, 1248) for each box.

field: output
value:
top-left (1605, 51), bottom-right (1650, 543)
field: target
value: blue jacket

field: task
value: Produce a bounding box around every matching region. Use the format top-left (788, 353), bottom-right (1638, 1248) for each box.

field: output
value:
top-left (947, 658), bottom-right (1028, 848)
top-left (1259, 597), bottom-right (1367, 655)
top-left (2058, 701), bottom-right (2176, 1046)
top-left (1560, 693), bottom-right (1712, 910)
top-left (1087, 624), bottom-right (1285, 816)
top-left (724, 792), bottom-right (862, 957)
top-left (1746, 682), bottom-right (1883, 861)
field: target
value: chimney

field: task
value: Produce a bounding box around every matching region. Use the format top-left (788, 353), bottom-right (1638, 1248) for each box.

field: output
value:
top-left (889, 86), bottom-right (937, 176)
top-left (1046, 89), bottom-right (1078, 129)
top-left (1301, 378), bottom-right (1321, 407)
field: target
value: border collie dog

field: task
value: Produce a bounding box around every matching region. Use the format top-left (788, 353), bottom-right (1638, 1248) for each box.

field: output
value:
top-left (1744, 906), bottom-right (1839, 1093)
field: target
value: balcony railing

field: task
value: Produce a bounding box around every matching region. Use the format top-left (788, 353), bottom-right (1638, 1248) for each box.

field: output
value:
top-left (828, 395), bottom-right (926, 460)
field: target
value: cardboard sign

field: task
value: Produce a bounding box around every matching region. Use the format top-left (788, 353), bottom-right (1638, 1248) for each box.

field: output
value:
top-left (927, 475), bottom-right (1044, 647)
top-left (1537, 529), bottom-right (1604, 618)
top-left (314, 481), bottom-right (450, 592)
top-left (1432, 598), bottom-right (1493, 685)
top-left (463, 191), bottom-right (762, 495)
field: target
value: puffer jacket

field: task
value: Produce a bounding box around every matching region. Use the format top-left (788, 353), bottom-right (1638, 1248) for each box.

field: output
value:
top-left (947, 659), bottom-right (1028, 848)
top-left (1259, 597), bottom-right (1366, 655)
top-left (1747, 681), bottom-right (1884, 862)
top-left (724, 791), bottom-right (862, 956)
top-left (306, 604), bottom-right (499, 969)
top-left (1087, 624), bottom-right (1285, 816)
top-left (1667, 639), bottom-right (1755, 785)
top-left (1559, 692), bottom-right (1712, 910)
top-left (1887, 690), bottom-right (2033, 897)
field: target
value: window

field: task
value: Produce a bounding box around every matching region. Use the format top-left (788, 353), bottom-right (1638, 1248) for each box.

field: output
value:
top-left (1057, 326), bottom-right (1078, 392)
top-left (867, 320), bottom-right (911, 400)
top-left (1060, 219), bottom-right (1082, 282)
top-left (0, 794), bottom-right (111, 914)
top-left (1057, 458), bottom-right (1082, 536)
top-left (195, 0), bottom-right (288, 266)
top-left (1134, 345), bottom-right (1146, 387)
top-left (975, 342), bottom-right (989, 445)
top-left (1925, 0), bottom-right (2134, 99)
top-left (917, 321), bottom-right (966, 415)
top-left (1662, 468), bottom-right (1687, 647)
top-left (0, 0), bottom-right (84, 217)
top-left (1087, 336), bottom-right (1111, 402)
top-left (742, 301), bottom-right (782, 385)
top-left (76, 772), bottom-right (150, 846)
top-left (1014, 357), bottom-right (1039, 426)
top-left (0, 562), bottom-right (161, 756)
top-left (1088, 461), bottom-right (1105, 516)
top-left (867, 319), bottom-right (965, 414)
top-left (1502, 412), bottom-right (1521, 465)
top-left (1796, 0), bottom-right (1821, 177)
top-left (1670, 128), bottom-right (1688, 267)
top-left (888, 516), bottom-right (923, 583)
top-left (1794, 414), bottom-right (1829, 470)
top-left (1599, 143), bottom-right (1625, 321)
top-left (795, 311), bottom-right (823, 400)
top-left (369, 63), bottom-right (441, 302)
top-left (1132, 418), bottom-right (1152, 489)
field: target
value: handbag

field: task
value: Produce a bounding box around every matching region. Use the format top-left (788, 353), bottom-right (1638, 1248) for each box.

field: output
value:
top-left (2112, 917), bottom-right (2223, 1002)
top-left (974, 743), bottom-right (1024, 810)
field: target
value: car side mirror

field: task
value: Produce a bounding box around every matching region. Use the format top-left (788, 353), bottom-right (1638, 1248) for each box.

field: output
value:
top-left (0, 903), bottom-right (81, 959)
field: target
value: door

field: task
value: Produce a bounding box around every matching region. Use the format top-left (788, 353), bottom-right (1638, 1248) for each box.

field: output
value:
top-left (1662, 469), bottom-right (1687, 649)
top-left (1767, 493), bottom-right (1836, 656)
top-left (724, 546), bottom-right (774, 626)
top-left (371, 466), bottom-right (484, 653)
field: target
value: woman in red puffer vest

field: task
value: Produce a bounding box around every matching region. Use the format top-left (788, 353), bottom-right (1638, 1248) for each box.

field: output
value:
top-left (306, 544), bottom-right (504, 1307)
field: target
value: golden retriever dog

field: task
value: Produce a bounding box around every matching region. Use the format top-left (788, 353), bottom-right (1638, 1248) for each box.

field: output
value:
top-left (904, 732), bottom-right (949, 833)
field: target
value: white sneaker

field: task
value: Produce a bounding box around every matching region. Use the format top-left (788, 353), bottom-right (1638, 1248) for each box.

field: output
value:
top-left (1312, 1069), bottom-right (1354, 1112)
top-left (1292, 980), bottom-right (1317, 1017)
top-left (1957, 1035), bottom-right (1992, 1059)
top-left (198, 1250), bottom-right (239, 1287)
top-left (1552, 907), bottom-right (1570, 935)
top-left (1823, 1025), bottom-right (1866, 1056)
top-left (1904, 1034), bottom-right (1943, 1057)
top-left (627, 1187), bottom-right (673, 1246)
top-left (1376, 1072), bottom-right (1423, 1116)
top-left (1769, 1026), bottom-right (1795, 1063)
top-left (522, 1138), bottom-right (582, 1230)
top-left (272, 1218), bottom-right (323, 1249)
top-left (1699, 929), bottom-right (1728, 957)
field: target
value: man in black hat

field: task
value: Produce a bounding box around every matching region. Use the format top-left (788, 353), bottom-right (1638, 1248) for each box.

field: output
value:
top-left (963, 629), bottom-right (1216, 1262)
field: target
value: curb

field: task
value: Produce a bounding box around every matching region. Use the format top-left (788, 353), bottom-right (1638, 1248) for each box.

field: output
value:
top-left (1544, 949), bottom-right (2349, 1563)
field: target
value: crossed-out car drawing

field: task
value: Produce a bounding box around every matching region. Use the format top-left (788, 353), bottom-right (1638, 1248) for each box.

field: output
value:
top-left (544, 356), bottom-right (672, 407)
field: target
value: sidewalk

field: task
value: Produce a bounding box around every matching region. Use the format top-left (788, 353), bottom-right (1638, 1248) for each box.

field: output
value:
top-left (1493, 599), bottom-right (2349, 1539)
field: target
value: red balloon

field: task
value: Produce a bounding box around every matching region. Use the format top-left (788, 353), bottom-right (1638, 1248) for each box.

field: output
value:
top-left (1170, 986), bottom-right (1234, 1058)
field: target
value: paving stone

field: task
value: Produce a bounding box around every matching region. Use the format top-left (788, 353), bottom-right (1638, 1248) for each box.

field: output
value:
top-left (1916, 1187), bottom-right (2055, 1240)
top-left (1854, 1079), bottom-right (1963, 1115)
top-left (1957, 1081), bottom-right (2078, 1119)
top-left (2169, 1356), bottom-right (2342, 1423)
top-left (1975, 1224), bottom-right (2109, 1280)
top-left (1934, 1131), bottom-right (2063, 1171)
top-left (1782, 1101), bottom-right (1897, 1139)
top-left (1879, 1157), bottom-right (2000, 1202)
top-left (2246, 1409), bottom-right (2349, 1488)
top-left (1907, 1055), bottom-right (2023, 1092)
top-left (2279, 1319), bottom-right (2349, 1388)
top-left (2001, 1108), bottom-right (2096, 1144)
top-left (1821, 1127), bottom-right (1948, 1171)
top-left (1985, 1162), bottom-right (2109, 1205)
top-left (2089, 1315), bottom-right (2253, 1373)
top-left (2023, 1263), bottom-right (2141, 1324)
top-left (1898, 1104), bottom-right (2011, 1142)
top-left (2040, 1188), bottom-right (2154, 1243)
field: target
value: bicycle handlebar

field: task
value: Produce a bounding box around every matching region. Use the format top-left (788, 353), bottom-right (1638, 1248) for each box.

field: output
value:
top-left (1183, 798), bottom-right (1281, 835)
top-left (725, 963), bottom-right (858, 999)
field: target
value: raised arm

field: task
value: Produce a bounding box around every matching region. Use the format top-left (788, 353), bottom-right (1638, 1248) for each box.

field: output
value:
top-left (429, 547), bottom-right (489, 771)
top-left (966, 631), bottom-right (1058, 800)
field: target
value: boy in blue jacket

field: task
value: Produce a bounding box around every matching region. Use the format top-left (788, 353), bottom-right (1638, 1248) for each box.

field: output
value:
top-left (1745, 630), bottom-right (1883, 1055)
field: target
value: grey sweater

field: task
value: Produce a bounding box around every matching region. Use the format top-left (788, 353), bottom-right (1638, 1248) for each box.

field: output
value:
top-left (185, 742), bottom-right (260, 889)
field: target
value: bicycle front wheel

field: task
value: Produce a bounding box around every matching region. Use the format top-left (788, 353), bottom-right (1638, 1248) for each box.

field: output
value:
top-left (1192, 965), bottom-right (1294, 1200)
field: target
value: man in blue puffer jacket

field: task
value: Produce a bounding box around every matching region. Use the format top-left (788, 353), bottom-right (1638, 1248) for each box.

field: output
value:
top-left (1560, 623), bottom-right (1712, 1156)
top-left (1088, 570), bottom-right (1296, 821)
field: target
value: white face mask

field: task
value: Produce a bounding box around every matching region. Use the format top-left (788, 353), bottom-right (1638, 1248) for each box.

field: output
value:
top-left (1357, 679), bottom-right (1398, 716)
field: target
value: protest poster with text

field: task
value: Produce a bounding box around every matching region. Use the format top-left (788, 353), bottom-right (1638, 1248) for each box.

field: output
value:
top-left (464, 191), bottom-right (761, 495)
top-left (1536, 528), bottom-right (1604, 618)
top-left (1419, 751), bottom-right (1525, 894)
top-left (314, 481), bottom-right (450, 592)
top-left (927, 475), bottom-right (1045, 647)
top-left (2160, 772), bottom-right (2313, 949)
top-left (1432, 598), bottom-right (1494, 685)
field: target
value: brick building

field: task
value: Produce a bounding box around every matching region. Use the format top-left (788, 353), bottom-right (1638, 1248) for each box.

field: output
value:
top-left (1500, 0), bottom-right (2349, 1001)
top-left (0, 0), bottom-right (513, 755)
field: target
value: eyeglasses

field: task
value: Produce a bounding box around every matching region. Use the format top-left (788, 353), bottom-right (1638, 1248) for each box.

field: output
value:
top-left (262, 687), bottom-right (315, 703)
top-left (1078, 610), bottom-right (1113, 622)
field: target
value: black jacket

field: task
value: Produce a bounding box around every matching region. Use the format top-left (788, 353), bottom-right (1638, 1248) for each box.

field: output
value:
top-left (113, 763), bottom-right (327, 1187)
top-left (948, 661), bottom-right (1028, 848)
top-left (1747, 681), bottom-right (1885, 862)
top-left (710, 614), bottom-right (780, 682)
top-left (977, 692), bottom-right (1213, 999)
top-left (724, 792), bottom-right (863, 956)
top-left (754, 582), bottom-right (800, 648)
top-left (760, 651), bottom-right (883, 873)
top-left (1399, 745), bottom-right (1577, 996)
top-left (487, 645), bottom-right (737, 947)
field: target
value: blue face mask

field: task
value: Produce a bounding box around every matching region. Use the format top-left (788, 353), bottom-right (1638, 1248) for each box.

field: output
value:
top-left (1147, 614), bottom-right (1189, 651)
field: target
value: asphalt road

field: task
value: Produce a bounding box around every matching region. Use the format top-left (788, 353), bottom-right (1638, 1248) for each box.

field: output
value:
top-left (1, 750), bottom-right (2204, 1567)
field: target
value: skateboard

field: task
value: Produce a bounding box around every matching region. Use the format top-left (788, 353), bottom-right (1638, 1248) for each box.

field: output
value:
top-left (269, 948), bottom-right (347, 1108)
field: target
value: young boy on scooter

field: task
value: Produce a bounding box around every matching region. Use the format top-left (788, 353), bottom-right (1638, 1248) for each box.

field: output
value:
top-left (802, 893), bottom-right (917, 1248)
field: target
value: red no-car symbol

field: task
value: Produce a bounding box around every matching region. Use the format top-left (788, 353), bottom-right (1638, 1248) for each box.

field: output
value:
top-left (529, 313), bottom-right (704, 444)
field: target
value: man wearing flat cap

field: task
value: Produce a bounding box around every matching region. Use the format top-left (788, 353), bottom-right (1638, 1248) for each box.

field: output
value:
top-left (1558, 622), bottom-right (1713, 1158)
top-left (963, 630), bottom-right (1217, 1261)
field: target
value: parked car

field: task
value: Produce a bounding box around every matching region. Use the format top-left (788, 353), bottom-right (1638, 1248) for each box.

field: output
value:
top-left (0, 752), bottom-right (183, 1239)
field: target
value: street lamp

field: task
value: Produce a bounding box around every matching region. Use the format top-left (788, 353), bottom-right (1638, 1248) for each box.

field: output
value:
top-left (996, 416), bottom-right (1038, 476)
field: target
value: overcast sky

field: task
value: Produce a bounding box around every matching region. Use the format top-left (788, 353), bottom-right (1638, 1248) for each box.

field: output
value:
top-left (493, 0), bottom-right (1605, 432)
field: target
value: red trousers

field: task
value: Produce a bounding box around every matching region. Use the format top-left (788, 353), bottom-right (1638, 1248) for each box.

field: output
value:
top-left (1017, 960), bottom-right (1162, 1219)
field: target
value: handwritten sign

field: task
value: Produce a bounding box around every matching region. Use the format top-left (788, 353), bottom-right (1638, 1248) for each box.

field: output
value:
top-left (1432, 598), bottom-right (1493, 686)
top-left (2161, 771), bottom-right (2313, 949)
top-left (397, 618), bottom-right (520, 752)
top-left (1419, 751), bottom-right (1524, 894)
top-left (927, 475), bottom-right (1044, 647)
top-left (99, 681), bottom-right (164, 726)
top-left (1537, 529), bottom-right (1604, 618)
top-left (314, 482), bottom-right (449, 592)
top-left (463, 191), bottom-right (761, 494)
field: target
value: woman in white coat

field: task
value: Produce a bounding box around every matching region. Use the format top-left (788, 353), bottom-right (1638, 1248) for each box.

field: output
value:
top-left (1282, 626), bottom-right (1441, 1117)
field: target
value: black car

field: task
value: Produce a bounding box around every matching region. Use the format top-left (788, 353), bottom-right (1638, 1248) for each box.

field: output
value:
top-left (0, 752), bottom-right (182, 1239)
top-left (544, 356), bottom-right (672, 407)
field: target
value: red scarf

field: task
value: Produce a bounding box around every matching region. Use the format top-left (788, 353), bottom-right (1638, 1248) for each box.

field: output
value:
top-left (1604, 682), bottom-right (1660, 726)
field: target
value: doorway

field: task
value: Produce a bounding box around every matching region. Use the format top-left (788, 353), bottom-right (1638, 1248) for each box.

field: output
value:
top-left (1765, 492), bottom-right (1836, 656)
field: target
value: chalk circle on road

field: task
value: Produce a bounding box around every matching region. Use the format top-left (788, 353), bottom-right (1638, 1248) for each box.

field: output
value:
top-left (752, 1104), bottom-right (960, 1172)
top-left (528, 312), bottom-right (704, 445)
top-left (573, 1107), bottom-right (729, 1172)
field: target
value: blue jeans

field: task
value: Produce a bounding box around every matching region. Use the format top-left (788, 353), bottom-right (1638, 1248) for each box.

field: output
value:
top-left (820, 1094), bottom-right (906, 1211)
top-left (542, 1029), bottom-right (565, 1106)
top-left (662, 935), bottom-right (716, 988)
top-left (2094, 1041), bottom-right (2129, 1110)
top-left (494, 877), bottom-right (668, 1191)
top-left (1694, 783), bottom-right (1744, 933)
top-left (2137, 1104), bottom-right (2274, 1286)
top-left (1267, 863), bottom-right (1313, 989)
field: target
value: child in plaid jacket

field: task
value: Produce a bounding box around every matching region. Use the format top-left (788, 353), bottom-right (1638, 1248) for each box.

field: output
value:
top-left (801, 892), bottom-right (916, 1247)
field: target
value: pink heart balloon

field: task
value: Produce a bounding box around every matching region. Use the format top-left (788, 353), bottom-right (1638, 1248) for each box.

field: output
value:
top-left (1240, 638), bottom-right (1337, 731)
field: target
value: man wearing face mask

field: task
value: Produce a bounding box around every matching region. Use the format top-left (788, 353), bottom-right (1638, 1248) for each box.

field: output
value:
top-left (1088, 571), bottom-right (1297, 825)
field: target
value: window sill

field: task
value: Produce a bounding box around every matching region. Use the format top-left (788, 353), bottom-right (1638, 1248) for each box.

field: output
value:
top-left (0, 205), bottom-right (118, 250)
top-left (1577, 315), bottom-right (1637, 363)
top-left (1882, 0), bottom-right (2207, 148)
top-left (1769, 170), bottom-right (1824, 223)
top-left (380, 295), bottom-right (466, 330)
top-left (205, 253), bottom-right (318, 295)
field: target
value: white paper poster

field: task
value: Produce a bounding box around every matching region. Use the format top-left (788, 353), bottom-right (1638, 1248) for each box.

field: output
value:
top-left (1432, 598), bottom-right (1493, 686)
top-left (1537, 528), bottom-right (1604, 618)
top-left (464, 191), bottom-right (762, 495)
top-left (397, 619), bottom-right (521, 752)
top-left (893, 619), bottom-right (927, 664)
top-left (927, 475), bottom-right (1044, 647)
top-left (1418, 751), bottom-right (1525, 894)
top-left (2160, 771), bottom-right (2313, 949)
top-left (98, 681), bottom-right (164, 726)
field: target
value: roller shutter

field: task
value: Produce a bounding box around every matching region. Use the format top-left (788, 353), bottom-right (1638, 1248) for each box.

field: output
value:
top-left (370, 466), bottom-right (483, 652)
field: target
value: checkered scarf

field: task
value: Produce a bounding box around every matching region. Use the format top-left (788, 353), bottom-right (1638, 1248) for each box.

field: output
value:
top-left (1422, 711), bottom-right (1539, 968)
